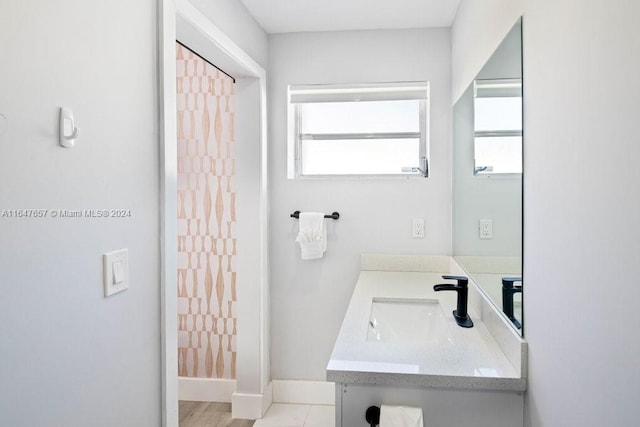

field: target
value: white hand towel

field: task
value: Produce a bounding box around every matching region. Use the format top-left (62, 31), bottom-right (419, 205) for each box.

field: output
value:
top-left (380, 405), bottom-right (424, 427)
top-left (295, 212), bottom-right (327, 260)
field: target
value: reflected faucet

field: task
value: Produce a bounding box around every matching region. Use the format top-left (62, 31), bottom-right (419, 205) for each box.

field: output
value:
top-left (434, 275), bottom-right (474, 328)
top-left (502, 277), bottom-right (522, 329)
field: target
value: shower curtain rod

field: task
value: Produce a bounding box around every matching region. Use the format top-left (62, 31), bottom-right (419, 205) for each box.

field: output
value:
top-left (176, 40), bottom-right (236, 83)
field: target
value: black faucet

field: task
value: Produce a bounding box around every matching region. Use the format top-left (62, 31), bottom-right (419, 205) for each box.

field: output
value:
top-left (433, 275), bottom-right (473, 328)
top-left (502, 277), bottom-right (522, 329)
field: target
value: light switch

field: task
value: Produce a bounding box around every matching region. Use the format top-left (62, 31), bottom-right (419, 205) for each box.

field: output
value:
top-left (112, 260), bottom-right (124, 284)
top-left (103, 249), bottom-right (129, 297)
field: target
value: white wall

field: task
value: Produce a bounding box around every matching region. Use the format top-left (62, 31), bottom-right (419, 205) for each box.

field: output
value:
top-left (0, 1), bottom-right (160, 426)
top-left (188, 0), bottom-right (268, 69)
top-left (451, 0), bottom-right (524, 104)
top-left (268, 28), bottom-right (452, 380)
top-left (522, 0), bottom-right (640, 425)
top-left (453, 0), bottom-right (640, 425)
top-left (234, 78), bottom-right (268, 395)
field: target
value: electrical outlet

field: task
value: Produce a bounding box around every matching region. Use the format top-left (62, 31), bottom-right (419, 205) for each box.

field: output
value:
top-left (412, 218), bottom-right (425, 238)
top-left (479, 219), bottom-right (493, 239)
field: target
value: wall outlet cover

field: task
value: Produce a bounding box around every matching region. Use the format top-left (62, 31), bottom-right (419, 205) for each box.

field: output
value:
top-left (479, 219), bottom-right (493, 239)
top-left (412, 218), bottom-right (425, 238)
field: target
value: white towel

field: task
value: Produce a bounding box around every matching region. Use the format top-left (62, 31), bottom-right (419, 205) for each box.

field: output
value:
top-left (380, 405), bottom-right (424, 427)
top-left (295, 212), bottom-right (327, 260)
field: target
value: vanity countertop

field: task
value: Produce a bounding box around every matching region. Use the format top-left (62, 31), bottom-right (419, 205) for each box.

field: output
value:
top-left (326, 270), bottom-right (526, 391)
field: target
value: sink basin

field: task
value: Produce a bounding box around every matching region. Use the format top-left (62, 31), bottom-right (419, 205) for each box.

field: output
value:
top-left (366, 298), bottom-right (451, 343)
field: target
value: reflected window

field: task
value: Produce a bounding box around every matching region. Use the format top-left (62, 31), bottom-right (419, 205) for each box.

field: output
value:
top-left (473, 79), bottom-right (522, 175)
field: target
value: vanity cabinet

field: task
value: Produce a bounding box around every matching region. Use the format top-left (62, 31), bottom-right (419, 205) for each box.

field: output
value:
top-left (327, 256), bottom-right (527, 427)
top-left (335, 382), bottom-right (523, 427)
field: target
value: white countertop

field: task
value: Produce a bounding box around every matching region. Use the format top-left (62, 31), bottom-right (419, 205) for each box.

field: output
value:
top-left (326, 270), bottom-right (526, 391)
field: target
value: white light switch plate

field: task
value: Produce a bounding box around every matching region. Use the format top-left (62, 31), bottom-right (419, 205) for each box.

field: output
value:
top-left (103, 249), bottom-right (129, 297)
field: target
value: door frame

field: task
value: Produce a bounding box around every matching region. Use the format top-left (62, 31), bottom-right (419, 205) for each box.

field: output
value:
top-left (158, 1), bottom-right (269, 425)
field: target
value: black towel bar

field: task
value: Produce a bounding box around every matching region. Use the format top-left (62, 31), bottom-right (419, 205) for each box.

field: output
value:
top-left (290, 210), bottom-right (340, 220)
top-left (365, 406), bottom-right (380, 427)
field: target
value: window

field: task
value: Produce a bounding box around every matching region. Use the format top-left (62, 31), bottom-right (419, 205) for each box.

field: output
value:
top-left (288, 82), bottom-right (430, 178)
top-left (473, 79), bottom-right (522, 175)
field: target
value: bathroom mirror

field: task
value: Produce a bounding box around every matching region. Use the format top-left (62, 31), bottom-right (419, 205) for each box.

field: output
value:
top-left (452, 19), bottom-right (523, 334)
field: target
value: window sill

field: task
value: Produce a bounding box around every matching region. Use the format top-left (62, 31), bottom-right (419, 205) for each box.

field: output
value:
top-left (290, 173), bottom-right (428, 180)
top-left (474, 173), bottom-right (522, 179)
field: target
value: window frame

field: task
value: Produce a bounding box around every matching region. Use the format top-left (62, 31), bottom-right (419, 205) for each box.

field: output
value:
top-left (287, 82), bottom-right (430, 179)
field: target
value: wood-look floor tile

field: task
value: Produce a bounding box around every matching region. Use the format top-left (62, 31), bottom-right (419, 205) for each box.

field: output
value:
top-left (179, 401), bottom-right (254, 427)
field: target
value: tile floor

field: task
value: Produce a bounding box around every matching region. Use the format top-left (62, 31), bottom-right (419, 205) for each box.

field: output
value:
top-left (179, 401), bottom-right (254, 426)
top-left (254, 404), bottom-right (335, 427)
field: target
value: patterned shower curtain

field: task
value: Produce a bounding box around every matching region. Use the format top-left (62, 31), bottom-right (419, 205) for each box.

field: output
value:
top-left (176, 42), bottom-right (237, 379)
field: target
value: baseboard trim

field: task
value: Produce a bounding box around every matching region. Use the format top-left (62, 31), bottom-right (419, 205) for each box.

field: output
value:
top-left (231, 382), bottom-right (273, 420)
top-left (272, 380), bottom-right (335, 405)
top-left (179, 379), bottom-right (334, 416)
top-left (178, 377), bottom-right (236, 403)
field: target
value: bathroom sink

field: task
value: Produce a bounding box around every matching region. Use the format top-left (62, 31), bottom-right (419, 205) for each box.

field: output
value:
top-left (366, 298), bottom-right (451, 343)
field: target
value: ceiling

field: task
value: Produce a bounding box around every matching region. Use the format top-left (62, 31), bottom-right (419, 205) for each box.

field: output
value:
top-left (239, 0), bottom-right (462, 34)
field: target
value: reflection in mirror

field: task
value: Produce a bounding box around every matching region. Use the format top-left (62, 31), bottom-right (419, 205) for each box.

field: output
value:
top-left (453, 18), bottom-right (523, 335)
top-left (473, 79), bottom-right (522, 175)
